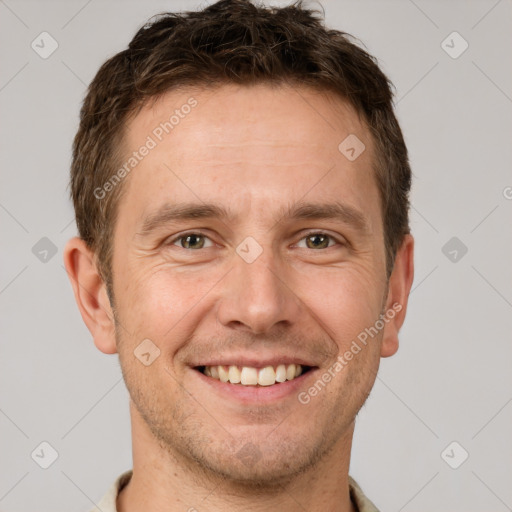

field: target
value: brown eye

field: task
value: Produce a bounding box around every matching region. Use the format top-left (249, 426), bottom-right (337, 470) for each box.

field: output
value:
top-left (306, 234), bottom-right (330, 249)
top-left (172, 233), bottom-right (213, 249)
top-left (297, 233), bottom-right (338, 249)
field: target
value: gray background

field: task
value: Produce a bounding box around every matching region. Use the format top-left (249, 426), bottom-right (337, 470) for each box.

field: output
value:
top-left (1, 0), bottom-right (511, 510)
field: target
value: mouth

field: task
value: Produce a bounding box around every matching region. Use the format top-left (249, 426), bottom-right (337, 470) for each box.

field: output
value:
top-left (194, 364), bottom-right (314, 387)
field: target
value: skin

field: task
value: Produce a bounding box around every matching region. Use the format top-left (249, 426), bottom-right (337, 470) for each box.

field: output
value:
top-left (64, 83), bottom-right (414, 512)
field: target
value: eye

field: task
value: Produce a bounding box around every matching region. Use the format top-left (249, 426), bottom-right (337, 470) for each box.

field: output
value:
top-left (167, 231), bottom-right (342, 251)
top-left (170, 232), bottom-right (214, 250)
top-left (296, 232), bottom-right (340, 249)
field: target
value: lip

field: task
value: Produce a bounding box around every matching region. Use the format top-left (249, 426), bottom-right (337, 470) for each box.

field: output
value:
top-left (191, 365), bottom-right (319, 405)
top-left (189, 355), bottom-right (318, 369)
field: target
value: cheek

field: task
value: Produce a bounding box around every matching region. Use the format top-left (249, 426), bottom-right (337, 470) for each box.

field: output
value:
top-left (295, 265), bottom-right (384, 348)
top-left (116, 263), bottom-right (222, 340)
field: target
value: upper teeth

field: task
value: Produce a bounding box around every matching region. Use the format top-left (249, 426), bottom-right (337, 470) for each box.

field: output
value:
top-left (203, 364), bottom-right (303, 386)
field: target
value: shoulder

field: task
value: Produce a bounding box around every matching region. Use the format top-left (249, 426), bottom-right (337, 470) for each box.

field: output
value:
top-left (348, 475), bottom-right (380, 512)
top-left (87, 469), bottom-right (133, 512)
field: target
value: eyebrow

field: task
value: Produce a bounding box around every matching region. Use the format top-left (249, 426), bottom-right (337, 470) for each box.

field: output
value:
top-left (137, 200), bottom-right (371, 236)
top-left (138, 203), bottom-right (233, 236)
top-left (279, 201), bottom-right (370, 233)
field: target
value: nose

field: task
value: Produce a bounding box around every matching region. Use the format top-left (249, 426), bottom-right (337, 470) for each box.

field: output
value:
top-left (216, 246), bottom-right (303, 335)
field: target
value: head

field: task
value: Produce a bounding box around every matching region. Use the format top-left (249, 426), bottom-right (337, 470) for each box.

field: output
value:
top-left (65, 0), bottom-right (414, 487)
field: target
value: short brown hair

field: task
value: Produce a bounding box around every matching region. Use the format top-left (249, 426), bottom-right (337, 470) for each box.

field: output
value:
top-left (70, 0), bottom-right (411, 294)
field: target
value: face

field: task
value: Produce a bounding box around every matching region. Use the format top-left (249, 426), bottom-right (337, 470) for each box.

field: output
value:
top-left (110, 84), bottom-right (392, 484)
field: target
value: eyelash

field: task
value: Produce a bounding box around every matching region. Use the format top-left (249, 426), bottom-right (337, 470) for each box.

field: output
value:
top-left (167, 231), bottom-right (344, 250)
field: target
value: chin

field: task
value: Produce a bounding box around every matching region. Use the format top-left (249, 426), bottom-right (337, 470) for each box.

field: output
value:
top-left (173, 429), bottom-right (330, 489)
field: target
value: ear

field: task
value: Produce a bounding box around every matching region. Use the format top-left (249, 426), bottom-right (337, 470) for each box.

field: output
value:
top-left (63, 237), bottom-right (117, 354)
top-left (380, 234), bottom-right (414, 358)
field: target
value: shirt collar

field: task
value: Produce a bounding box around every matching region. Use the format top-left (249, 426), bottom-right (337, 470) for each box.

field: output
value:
top-left (90, 470), bottom-right (380, 512)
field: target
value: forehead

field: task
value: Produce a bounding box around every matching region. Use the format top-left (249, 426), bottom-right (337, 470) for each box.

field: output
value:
top-left (116, 83), bottom-right (380, 232)
top-left (131, 83), bottom-right (368, 157)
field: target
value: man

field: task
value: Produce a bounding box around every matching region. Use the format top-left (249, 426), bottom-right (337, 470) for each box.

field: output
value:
top-left (64, 0), bottom-right (414, 510)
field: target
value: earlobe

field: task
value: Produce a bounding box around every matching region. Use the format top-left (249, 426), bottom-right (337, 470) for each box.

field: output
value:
top-left (63, 237), bottom-right (118, 354)
top-left (380, 234), bottom-right (415, 358)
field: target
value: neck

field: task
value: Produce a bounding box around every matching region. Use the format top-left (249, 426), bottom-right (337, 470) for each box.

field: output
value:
top-left (117, 402), bottom-right (357, 512)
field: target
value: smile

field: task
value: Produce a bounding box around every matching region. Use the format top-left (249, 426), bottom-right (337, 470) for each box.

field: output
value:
top-left (197, 364), bottom-right (311, 386)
